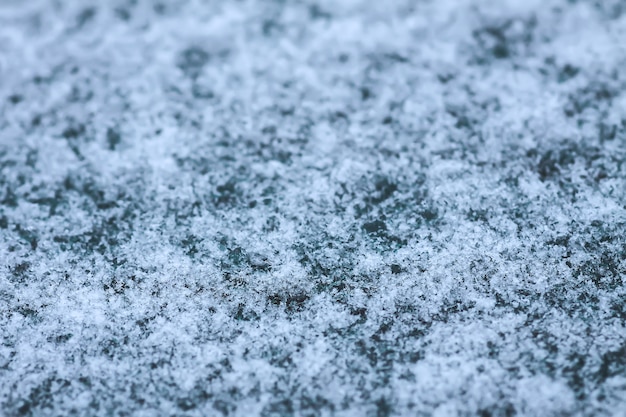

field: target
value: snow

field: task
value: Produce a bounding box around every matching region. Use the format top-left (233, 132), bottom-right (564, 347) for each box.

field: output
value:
top-left (1, 0), bottom-right (625, 416)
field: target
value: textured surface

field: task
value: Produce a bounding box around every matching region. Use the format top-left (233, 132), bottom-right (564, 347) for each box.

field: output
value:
top-left (1, 0), bottom-right (626, 416)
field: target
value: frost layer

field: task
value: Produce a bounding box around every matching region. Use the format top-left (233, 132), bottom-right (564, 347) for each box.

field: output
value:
top-left (1, 0), bottom-right (625, 416)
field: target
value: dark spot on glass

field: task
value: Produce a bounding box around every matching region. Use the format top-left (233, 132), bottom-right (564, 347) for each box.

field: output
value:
top-left (107, 127), bottom-right (121, 150)
top-left (154, 3), bottom-right (166, 14)
top-left (62, 124), bottom-right (85, 140)
top-left (268, 294), bottom-right (282, 305)
top-left (115, 8), bottom-right (131, 21)
top-left (178, 46), bottom-right (210, 79)
top-left (76, 7), bottom-right (96, 30)
top-left (263, 399), bottom-right (294, 417)
top-left (309, 5), bottom-right (331, 20)
top-left (192, 83), bottom-right (214, 99)
top-left (234, 304), bottom-right (259, 321)
top-left (558, 64), bottom-right (579, 83)
top-left (8, 94), bottom-right (23, 104)
top-left (286, 293), bottom-right (309, 312)
top-left (360, 87), bottom-right (372, 100)
top-left (363, 220), bottom-right (387, 235)
top-left (419, 209), bottom-right (438, 222)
